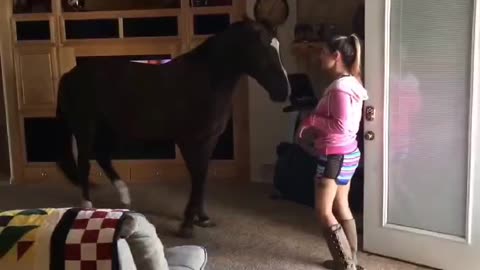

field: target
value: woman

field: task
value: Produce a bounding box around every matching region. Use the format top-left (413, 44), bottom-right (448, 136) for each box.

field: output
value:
top-left (297, 34), bottom-right (368, 270)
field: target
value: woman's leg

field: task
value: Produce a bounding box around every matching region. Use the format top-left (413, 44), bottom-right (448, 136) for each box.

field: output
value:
top-left (334, 183), bottom-right (363, 269)
top-left (323, 183), bottom-right (359, 270)
top-left (331, 148), bottom-right (363, 269)
top-left (316, 154), bottom-right (357, 270)
top-left (333, 182), bottom-right (354, 221)
top-left (315, 177), bottom-right (338, 227)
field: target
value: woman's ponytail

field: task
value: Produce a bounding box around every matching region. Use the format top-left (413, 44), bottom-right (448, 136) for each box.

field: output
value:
top-left (349, 34), bottom-right (363, 84)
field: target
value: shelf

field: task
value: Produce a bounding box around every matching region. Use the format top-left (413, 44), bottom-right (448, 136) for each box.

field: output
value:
top-left (15, 20), bottom-right (52, 42)
top-left (61, 9), bottom-right (181, 20)
top-left (123, 16), bottom-right (178, 37)
top-left (62, 37), bottom-right (180, 47)
top-left (120, 36), bottom-right (181, 42)
top-left (190, 6), bottom-right (234, 15)
top-left (12, 13), bottom-right (53, 21)
top-left (291, 41), bottom-right (324, 56)
top-left (13, 0), bottom-right (51, 14)
top-left (192, 35), bottom-right (212, 40)
top-left (190, 0), bottom-right (232, 7)
top-left (61, 0), bottom-right (180, 12)
top-left (14, 40), bottom-right (55, 46)
top-left (193, 13), bottom-right (230, 35)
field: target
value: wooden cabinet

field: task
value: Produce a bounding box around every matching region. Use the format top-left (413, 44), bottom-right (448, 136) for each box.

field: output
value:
top-left (15, 46), bottom-right (58, 111)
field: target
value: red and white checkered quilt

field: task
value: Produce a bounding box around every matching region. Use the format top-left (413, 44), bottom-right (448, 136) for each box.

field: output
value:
top-left (64, 209), bottom-right (128, 270)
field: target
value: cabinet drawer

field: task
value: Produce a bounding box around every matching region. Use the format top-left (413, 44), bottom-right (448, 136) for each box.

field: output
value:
top-left (208, 162), bottom-right (237, 179)
top-left (89, 163), bottom-right (130, 183)
top-left (23, 166), bottom-right (61, 183)
top-left (130, 162), bottom-right (186, 182)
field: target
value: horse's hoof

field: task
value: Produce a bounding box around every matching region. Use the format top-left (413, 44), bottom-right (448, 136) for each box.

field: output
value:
top-left (114, 180), bottom-right (131, 207)
top-left (81, 200), bottom-right (93, 209)
top-left (177, 225), bottom-right (194, 239)
top-left (194, 217), bottom-right (216, 228)
top-left (270, 189), bottom-right (284, 200)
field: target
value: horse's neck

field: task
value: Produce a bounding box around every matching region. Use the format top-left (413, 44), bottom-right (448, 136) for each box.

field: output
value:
top-left (186, 39), bottom-right (243, 95)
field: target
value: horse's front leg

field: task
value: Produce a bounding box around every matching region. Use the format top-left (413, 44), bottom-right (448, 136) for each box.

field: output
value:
top-left (75, 130), bottom-right (95, 208)
top-left (177, 136), bottom-right (218, 238)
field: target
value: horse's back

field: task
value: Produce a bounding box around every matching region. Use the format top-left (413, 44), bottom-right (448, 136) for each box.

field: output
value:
top-left (57, 56), bottom-right (231, 141)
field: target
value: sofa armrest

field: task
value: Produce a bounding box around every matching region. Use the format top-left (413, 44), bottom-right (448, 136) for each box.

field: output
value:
top-left (118, 239), bottom-right (137, 270)
top-left (118, 213), bottom-right (170, 270)
top-left (117, 213), bottom-right (208, 270)
top-left (165, 246), bottom-right (208, 270)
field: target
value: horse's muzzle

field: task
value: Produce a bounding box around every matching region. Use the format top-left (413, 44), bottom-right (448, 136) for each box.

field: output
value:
top-left (270, 94), bottom-right (288, 102)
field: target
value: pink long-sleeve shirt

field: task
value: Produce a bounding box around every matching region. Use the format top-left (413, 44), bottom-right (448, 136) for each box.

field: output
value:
top-left (298, 76), bottom-right (369, 156)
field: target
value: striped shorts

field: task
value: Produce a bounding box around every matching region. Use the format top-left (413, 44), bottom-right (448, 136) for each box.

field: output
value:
top-left (316, 148), bottom-right (361, 185)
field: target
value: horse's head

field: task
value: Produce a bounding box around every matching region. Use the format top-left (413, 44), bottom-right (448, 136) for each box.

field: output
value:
top-left (227, 18), bottom-right (290, 102)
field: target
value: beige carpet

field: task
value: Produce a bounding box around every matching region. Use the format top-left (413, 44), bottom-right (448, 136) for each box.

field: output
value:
top-left (0, 180), bottom-right (430, 270)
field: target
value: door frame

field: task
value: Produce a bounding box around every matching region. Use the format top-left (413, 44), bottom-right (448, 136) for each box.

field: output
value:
top-left (363, 0), bottom-right (480, 268)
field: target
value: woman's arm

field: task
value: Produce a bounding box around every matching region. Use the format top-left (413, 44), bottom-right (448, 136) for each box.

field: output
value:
top-left (299, 90), bottom-right (351, 137)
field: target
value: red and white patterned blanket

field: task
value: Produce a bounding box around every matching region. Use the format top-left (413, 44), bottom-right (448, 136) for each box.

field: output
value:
top-left (0, 207), bottom-right (130, 270)
top-left (64, 209), bottom-right (128, 270)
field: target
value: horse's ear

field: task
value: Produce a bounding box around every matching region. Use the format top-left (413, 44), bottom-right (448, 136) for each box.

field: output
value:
top-left (256, 19), bottom-right (277, 36)
top-left (242, 15), bottom-right (278, 38)
top-left (262, 20), bottom-right (277, 33)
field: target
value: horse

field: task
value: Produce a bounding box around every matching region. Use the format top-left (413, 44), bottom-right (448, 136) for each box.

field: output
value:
top-left (55, 16), bottom-right (290, 238)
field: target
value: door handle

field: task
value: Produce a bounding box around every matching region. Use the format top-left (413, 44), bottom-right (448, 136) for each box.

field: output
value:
top-left (365, 106), bottom-right (375, 121)
top-left (364, 131), bottom-right (375, 141)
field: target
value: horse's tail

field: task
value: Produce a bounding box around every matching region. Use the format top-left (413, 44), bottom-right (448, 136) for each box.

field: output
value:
top-left (56, 74), bottom-right (80, 186)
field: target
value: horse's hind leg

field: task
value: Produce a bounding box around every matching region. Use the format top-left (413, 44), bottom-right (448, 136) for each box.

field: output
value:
top-left (177, 136), bottom-right (218, 238)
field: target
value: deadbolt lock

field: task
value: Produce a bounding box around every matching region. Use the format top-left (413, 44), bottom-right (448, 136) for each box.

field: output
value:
top-left (365, 106), bottom-right (375, 121)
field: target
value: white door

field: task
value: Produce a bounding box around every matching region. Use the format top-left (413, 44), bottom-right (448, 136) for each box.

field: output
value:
top-left (363, 0), bottom-right (480, 269)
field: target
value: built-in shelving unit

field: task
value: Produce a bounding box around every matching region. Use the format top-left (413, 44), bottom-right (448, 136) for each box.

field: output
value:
top-left (0, 0), bottom-right (249, 184)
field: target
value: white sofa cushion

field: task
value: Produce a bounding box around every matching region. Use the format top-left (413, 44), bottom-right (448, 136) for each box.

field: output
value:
top-left (117, 214), bottom-right (208, 270)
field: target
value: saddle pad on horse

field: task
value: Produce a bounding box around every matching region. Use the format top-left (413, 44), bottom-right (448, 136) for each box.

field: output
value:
top-left (0, 208), bottom-right (129, 270)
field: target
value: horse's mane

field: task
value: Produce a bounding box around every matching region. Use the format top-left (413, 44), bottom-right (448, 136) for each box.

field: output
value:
top-left (185, 20), bottom-right (254, 59)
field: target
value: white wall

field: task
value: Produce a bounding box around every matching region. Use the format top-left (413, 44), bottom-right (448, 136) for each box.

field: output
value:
top-left (246, 0), bottom-right (299, 183)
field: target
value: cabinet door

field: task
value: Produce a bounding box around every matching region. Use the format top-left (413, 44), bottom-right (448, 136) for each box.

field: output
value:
top-left (58, 47), bottom-right (77, 77)
top-left (15, 46), bottom-right (58, 111)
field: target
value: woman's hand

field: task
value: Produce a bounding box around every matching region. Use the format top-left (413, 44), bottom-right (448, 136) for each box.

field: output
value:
top-left (296, 126), bottom-right (317, 156)
top-left (297, 126), bottom-right (316, 144)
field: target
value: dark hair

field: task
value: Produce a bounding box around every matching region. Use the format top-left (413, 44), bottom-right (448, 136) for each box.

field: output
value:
top-left (325, 34), bottom-right (362, 83)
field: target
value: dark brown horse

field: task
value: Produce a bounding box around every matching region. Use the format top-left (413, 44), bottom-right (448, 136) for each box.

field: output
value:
top-left (56, 17), bottom-right (290, 238)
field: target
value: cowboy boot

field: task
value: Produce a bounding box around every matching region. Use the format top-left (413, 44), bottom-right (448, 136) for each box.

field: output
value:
top-left (342, 219), bottom-right (363, 268)
top-left (323, 219), bottom-right (365, 270)
top-left (323, 224), bottom-right (357, 270)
